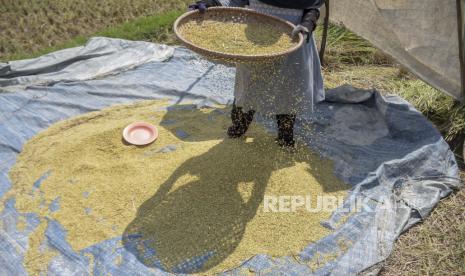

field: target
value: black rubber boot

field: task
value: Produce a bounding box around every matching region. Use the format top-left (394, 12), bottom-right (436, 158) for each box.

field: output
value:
top-left (227, 103), bottom-right (255, 138)
top-left (276, 114), bottom-right (296, 148)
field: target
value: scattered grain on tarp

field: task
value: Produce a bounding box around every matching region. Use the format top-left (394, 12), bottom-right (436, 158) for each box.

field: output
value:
top-left (6, 100), bottom-right (348, 274)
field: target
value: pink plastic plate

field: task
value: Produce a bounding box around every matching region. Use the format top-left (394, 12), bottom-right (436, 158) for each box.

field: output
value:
top-left (123, 122), bottom-right (158, 146)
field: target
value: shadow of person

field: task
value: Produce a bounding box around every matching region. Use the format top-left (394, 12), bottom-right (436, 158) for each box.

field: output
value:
top-left (122, 134), bottom-right (307, 274)
top-left (157, 104), bottom-right (230, 143)
top-left (122, 105), bottom-right (348, 274)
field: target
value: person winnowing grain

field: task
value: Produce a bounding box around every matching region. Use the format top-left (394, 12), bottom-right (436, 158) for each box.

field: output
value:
top-left (189, 0), bottom-right (324, 147)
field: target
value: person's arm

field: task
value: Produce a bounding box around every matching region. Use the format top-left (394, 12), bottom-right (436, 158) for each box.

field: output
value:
top-left (292, 8), bottom-right (320, 42)
top-left (189, 0), bottom-right (222, 12)
top-left (189, 0), bottom-right (249, 11)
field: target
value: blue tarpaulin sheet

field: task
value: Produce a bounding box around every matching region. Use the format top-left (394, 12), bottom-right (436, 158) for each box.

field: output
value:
top-left (0, 37), bottom-right (462, 275)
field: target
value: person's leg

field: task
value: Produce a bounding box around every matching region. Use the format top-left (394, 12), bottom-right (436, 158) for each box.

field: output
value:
top-left (227, 101), bottom-right (255, 138)
top-left (276, 114), bottom-right (296, 147)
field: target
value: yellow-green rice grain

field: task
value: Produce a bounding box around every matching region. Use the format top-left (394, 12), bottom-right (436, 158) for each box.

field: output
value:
top-left (180, 20), bottom-right (296, 56)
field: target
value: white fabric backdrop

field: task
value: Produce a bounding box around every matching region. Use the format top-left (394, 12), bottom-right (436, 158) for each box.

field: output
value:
top-left (327, 0), bottom-right (464, 101)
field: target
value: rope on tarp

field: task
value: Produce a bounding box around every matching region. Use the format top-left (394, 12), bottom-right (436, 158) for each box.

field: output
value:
top-left (457, 0), bottom-right (465, 102)
top-left (319, 0), bottom-right (330, 66)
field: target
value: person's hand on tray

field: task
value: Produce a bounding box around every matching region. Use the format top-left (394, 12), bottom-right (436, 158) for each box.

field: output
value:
top-left (189, 0), bottom-right (222, 13)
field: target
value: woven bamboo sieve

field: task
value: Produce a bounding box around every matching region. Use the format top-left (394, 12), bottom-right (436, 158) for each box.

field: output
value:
top-left (174, 7), bottom-right (304, 64)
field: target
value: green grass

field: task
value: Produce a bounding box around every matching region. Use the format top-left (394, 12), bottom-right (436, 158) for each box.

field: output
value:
top-left (5, 10), bottom-right (184, 61)
top-left (314, 24), bottom-right (389, 65)
top-left (97, 10), bottom-right (181, 43)
top-left (0, 0), bottom-right (190, 61)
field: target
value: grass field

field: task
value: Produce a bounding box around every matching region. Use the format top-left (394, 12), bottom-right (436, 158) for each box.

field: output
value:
top-left (1, 2), bottom-right (464, 275)
top-left (381, 189), bottom-right (465, 275)
top-left (0, 0), bottom-right (189, 60)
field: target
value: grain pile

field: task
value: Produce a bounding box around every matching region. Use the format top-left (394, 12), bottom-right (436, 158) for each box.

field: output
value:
top-left (6, 100), bottom-right (348, 274)
top-left (179, 19), bottom-right (296, 55)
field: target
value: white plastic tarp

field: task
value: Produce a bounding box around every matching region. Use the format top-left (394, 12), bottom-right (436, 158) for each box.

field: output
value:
top-left (327, 0), bottom-right (465, 101)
